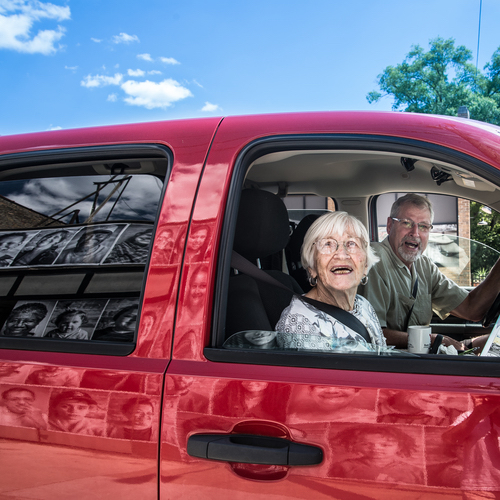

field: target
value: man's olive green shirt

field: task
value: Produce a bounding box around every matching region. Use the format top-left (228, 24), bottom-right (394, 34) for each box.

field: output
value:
top-left (358, 238), bottom-right (468, 330)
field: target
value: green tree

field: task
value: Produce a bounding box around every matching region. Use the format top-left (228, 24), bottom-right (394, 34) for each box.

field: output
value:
top-left (470, 202), bottom-right (500, 250)
top-left (470, 202), bottom-right (500, 280)
top-left (368, 38), bottom-right (500, 125)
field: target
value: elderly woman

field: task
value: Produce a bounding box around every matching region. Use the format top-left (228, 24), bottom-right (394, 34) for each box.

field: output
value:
top-left (275, 211), bottom-right (386, 352)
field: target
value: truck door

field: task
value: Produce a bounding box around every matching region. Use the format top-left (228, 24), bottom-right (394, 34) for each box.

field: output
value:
top-left (0, 118), bottom-right (221, 499)
top-left (162, 113), bottom-right (500, 499)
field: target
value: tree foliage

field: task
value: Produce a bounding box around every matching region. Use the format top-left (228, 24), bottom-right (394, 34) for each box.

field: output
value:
top-left (368, 38), bottom-right (500, 125)
top-left (470, 202), bottom-right (500, 251)
top-left (469, 202), bottom-right (500, 277)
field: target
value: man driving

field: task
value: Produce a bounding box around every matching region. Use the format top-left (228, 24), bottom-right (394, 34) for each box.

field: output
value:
top-left (359, 194), bottom-right (499, 351)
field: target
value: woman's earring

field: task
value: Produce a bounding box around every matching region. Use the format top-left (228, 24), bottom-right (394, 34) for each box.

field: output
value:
top-left (309, 276), bottom-right (317, 287)
top-left (360, 275), bottom-right (368, 285)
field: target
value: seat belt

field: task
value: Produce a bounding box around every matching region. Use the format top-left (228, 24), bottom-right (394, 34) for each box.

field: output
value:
top-left (403, 276), bottom-right (419, 332)
top-left (231, 251), bottom-right (372, 343)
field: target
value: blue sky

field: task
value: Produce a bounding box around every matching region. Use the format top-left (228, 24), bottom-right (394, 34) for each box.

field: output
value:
top-left (1, 0), bottom-right (499, 135)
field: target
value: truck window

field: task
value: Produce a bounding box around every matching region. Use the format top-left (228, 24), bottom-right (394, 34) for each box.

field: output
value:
top-left (0, 146), bottom-right (169, 355)
top-left (209, 140), bottom-right (500, 376)
top-left (376, 193), bottom-right (500, 288)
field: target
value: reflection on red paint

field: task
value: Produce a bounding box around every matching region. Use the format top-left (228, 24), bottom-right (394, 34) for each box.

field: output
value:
top-left (443, 395), bottom-right (500, 491)
top-left (330, 424), bottom-right (425, 485)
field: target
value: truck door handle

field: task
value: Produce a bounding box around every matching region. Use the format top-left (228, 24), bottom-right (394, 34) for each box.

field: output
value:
top-left (187, 433), bottom-right (323, 465)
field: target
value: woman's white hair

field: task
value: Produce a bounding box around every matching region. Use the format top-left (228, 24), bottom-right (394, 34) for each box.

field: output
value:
top-left (301, 211), bottom-right (379, 278)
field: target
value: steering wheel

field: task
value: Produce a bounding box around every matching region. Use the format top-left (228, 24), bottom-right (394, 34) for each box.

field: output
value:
top-left (482, 292), bottom-right (500, 328)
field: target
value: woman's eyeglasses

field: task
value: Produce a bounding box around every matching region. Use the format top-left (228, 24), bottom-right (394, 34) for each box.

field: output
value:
top-left (314, 238), bottom-right (363, 255)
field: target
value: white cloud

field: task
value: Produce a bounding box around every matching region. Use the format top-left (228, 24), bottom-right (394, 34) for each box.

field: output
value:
top-left (64, 65), bottom-right (77, 71)
top-left (81, 73), bottom-right (123, 88)
top-left (159, 56), bottom-right (179, 65)
top-left (148, 70), bottom-right (162, 75)
top-left (137, 53), bottom-right (152, 62)
top-left (127, 68), bottom-right (145, 77)
top-left (201, 102), bottom-right (221, 112)
top-left (121, 79), bottom-right (192, 109)
top-left (0, 0), bottom-right (70, 54)
top-left (113, 32), bottom-right (139, 44)
top-left (107, 93), bottom-right (118, 102)
top-left (91, 37), bottom-right (101, 43)
top-left (48, 125), bottom-right (62, 130)
top-left (193, 79), bottom-right (203, 88)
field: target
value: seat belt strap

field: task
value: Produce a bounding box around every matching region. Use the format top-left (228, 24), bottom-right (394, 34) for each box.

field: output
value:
top-left (403, 276), bottom-right (419, 332)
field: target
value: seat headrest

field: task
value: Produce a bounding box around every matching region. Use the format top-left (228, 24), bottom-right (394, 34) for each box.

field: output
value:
top-left (234, 189), bottom-right (290, 261)
top-left (287, 214), bottom-right (319, 263)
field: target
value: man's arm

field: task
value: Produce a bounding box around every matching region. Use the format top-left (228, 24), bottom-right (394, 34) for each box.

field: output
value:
top-left (451, 257), bottom-right (500, 321)
top-left (382, 328), bottom-right (410, 349)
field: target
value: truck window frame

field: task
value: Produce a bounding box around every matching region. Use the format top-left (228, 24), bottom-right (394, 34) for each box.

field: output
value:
top-left (207, 133), bottom-right (500, 378)
top-left (0, 144), bottom-right (172, 356)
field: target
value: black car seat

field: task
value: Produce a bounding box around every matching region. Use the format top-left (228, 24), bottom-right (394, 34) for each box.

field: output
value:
top-left (285, 213), bottom-right (319, 292)
top-left (225, 189), bottom-right (303, 338)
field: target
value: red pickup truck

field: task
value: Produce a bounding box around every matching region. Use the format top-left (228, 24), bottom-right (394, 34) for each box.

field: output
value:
top-left (1, 112), bottom-right (500, 498)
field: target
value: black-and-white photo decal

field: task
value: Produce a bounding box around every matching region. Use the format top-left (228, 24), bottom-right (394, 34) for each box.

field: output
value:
top-left (54, 225), bottom-right (125, 265)
top-left (43, 299), bottom-right (108, 340)
top-left (0, 231), bottom-right (37, 267)
top-left (11, 228), bottom-right (79, 267)
top-left (0, 301), bottom-right (56, 337)
top-left (104, 224), bottom-right (153, 264)
top-left (92, 298), bottom-right (140, 343)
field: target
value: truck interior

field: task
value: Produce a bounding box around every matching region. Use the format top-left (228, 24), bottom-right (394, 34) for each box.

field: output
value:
top-left (214, 135), bottom-right (500, 372)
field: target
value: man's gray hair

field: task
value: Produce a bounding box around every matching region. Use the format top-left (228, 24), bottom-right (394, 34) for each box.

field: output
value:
top-left (301, 211), bottom-right (379, 278)
top-left (390, 193), bottom-right (434, 223)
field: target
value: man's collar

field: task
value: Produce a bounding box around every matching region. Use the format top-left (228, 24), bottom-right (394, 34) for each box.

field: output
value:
top-left (381, 237), bottom-right (410, 270)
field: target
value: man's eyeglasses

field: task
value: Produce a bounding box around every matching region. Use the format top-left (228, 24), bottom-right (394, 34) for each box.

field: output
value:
top-left (391, 218), bottom-right (433, 233)
top-left (314, 238), bottom-right (364, 255)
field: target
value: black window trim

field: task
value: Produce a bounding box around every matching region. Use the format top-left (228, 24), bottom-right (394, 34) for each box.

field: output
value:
top-left (0, 143), bottom-right (173, 356)
top-left (209, 132), bottom-right (500, 378)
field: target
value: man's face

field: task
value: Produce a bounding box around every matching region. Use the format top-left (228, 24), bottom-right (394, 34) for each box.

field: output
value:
top-left (56, 400), bottom-right (90, 420)
top-left (4, 390), bottom-right (35, 414)
top-left (387, 204), bottom-right (432, 268)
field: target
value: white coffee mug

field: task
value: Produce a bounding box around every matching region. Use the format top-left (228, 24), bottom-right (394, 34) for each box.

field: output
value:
top-left (407, 325), bottom-right (432, 353)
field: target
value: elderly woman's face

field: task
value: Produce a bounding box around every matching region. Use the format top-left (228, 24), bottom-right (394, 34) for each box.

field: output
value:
top-left (312, 232), bottom-right (367, 295)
